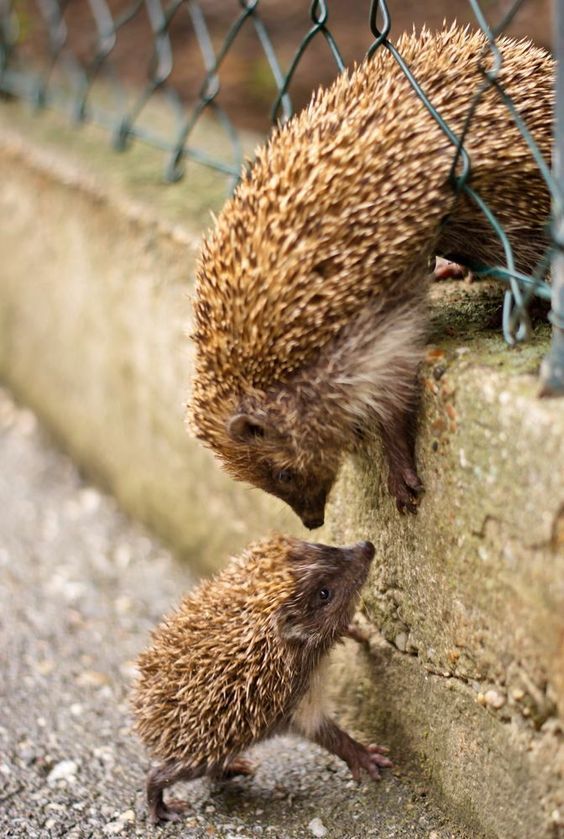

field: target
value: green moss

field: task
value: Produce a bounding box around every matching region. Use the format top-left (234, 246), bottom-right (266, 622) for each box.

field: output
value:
top-left (0, 100), bottom-right (260, 230)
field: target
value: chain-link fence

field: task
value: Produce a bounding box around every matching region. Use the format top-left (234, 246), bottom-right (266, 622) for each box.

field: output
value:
top-left (0, 0), bottom-right (562, 389)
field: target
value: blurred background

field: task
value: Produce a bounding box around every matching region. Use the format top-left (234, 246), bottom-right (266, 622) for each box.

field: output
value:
top-left (5, 1), bottom-right (552, 137)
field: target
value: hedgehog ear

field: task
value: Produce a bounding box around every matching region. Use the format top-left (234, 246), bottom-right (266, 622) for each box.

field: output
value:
top-left (227, 413), bottom-right (267, 443)
top-left (276, 608), bottom-right (309, 643)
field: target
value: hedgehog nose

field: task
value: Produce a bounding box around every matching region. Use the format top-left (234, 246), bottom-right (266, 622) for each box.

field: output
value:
top-left (357, 540), bottom-right (375, 561)
top-left (302, 514), bottom-right (324, 530)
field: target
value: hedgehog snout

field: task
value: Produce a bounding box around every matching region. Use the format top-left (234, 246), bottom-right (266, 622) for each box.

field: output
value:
top-left (337, 540), bottom-right (375, 564)
top-left (296, 495), bottom-right (328, 530)
top-left (302, 513), bottom-right (325, 530)
top-left (356, 540), bottom-right (375, 562)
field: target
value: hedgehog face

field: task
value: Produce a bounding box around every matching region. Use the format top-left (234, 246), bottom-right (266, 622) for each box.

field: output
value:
top-left (277, 540), bottom-right (375, 647)
top-left (224, 411), bottom-right (343, 530)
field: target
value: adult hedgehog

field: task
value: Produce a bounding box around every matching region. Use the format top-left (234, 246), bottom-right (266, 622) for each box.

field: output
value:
top-left (191, 27), bottom-right (552, 528)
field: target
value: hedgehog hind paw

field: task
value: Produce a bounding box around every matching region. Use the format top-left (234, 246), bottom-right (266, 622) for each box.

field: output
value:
top-left (150, 797), bottom-right (189, 824)
top-left (362, 743), bottom-right (393, 781)
top-left (345, 741), bottom-right (393, 783)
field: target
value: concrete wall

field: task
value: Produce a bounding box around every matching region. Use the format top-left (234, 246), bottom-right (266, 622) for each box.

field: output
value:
top-left (0, 102), bottom-right (562, 837)
top-left (328, 339), bottom-right (564, 838)
top-left (0, 105), bottom-right (299, 572)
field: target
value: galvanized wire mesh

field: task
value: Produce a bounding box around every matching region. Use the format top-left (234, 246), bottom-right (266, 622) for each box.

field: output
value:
top-left (0, 1), bottom-right (562, 377)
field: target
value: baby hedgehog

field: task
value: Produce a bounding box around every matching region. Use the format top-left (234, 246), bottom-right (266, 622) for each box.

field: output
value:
top-left (132, 535), bottom-right (389, 824)
top-left (190, 27), bottom-right (553, 528)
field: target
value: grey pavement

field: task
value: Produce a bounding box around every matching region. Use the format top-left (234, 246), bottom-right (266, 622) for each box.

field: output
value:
top-left (0, 387), bottom-right (467, 839)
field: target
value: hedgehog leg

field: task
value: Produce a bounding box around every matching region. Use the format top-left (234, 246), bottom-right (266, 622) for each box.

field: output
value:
top-left (378, 392), bottom-right (424, 514)
top-left (146, 761), bottom-right (204, 825)
top-left (309, 717), bottom-right (392, 782)
top-left (344, 623), bottom-right (370, 645)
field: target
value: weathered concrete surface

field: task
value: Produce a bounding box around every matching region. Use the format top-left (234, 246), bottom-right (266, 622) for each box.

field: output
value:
top-left (327, 333), bottom-right (564, 839)
top-left (0, 388), bottom-right (467, 839)
top-left (0, 103), bottom-right (299, 573)
top-left (0, 101), bottom-right (563, 838)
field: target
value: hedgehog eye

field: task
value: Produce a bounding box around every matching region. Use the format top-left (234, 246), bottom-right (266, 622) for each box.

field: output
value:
top-left (319, 587), bottom-right (332, 602)
top-left (277, 469), bottom-right (294, 484)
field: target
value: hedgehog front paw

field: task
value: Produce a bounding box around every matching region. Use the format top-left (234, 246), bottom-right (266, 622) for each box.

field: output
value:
top-left (348, 743), bottom-right (392, 782)
top-left (434, 257), bottom-right (467, 280)
top-left (387, 467), bottom-right (424, 514)
top-left (345, 623), bottom-right (370, 645)
top-left (150, 797), bottom-right (189, 824)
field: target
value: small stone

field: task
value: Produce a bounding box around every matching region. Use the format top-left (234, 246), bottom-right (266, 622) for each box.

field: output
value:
top-left (18, 409), bottom-right (37, 435)
top-left (35, 659), bottom-right (55, 675)
top-left (114, 544), bottom-right (132, 568)
top-left (394, 632), bottom-right (408, 652)
top-left (47, 759), bottom-right (78, 784)
top-left (93, 746), bottom-right (115, 768)
top-left (308, 817), bottom-right (328, 838)
top-left (115, 595), bottom-right (133, 614)
top-left (76, 670), bottom-right (109, 687)
top-left (484, 689), bottom-right (506, 709)
top-left (511, 688), bottom-right (525, 701)
top-left (19, 745), bottom-right (37, 766)
top-left (103, 822), bottom-right (124, 836)
top-left (70, 703), bottom-right (83, 717)
top-left (79, 488), bottom-right (101, 512)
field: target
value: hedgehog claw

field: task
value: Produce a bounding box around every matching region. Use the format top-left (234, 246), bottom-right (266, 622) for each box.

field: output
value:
top-left (396, 496), bottom-right (418, 515)
top-left (349, 742), bottom-right (393, 783)
top-left (389, 468), bottom-right (424, 515)
top-left (151, 798), bottom-right (189, 824)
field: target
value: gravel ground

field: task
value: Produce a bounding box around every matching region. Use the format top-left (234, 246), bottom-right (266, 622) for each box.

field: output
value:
top-left (0, 387), bottom-right (467, 839)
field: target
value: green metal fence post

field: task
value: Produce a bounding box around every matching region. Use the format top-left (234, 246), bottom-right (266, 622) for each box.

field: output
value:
top-left (540, 0), bottom-right (564, 395)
